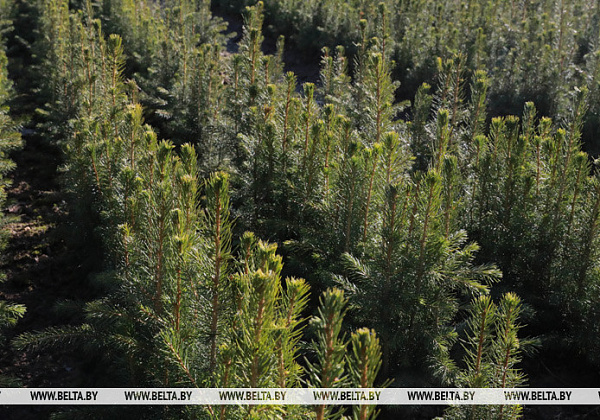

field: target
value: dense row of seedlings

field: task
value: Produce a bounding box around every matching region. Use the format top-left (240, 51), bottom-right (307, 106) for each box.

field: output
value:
top-left (39, 0), bottom-right (532, 416)
top-left (98, 0), bottom-right (231, 163)
top-left (122, 0), bottom-right (600, 398)
top-left (14, 1), bottom-right (386, 419)
top-left (419, 58), bottom-right (600, 367)
top-left (6, 0), bottom-right (600, 419)
top-left (214, 0), bottom-right (600, 149)
top-left (219, 7), bottom-right (532, 402)
top-left (0, 0), bottom-right (24, 387)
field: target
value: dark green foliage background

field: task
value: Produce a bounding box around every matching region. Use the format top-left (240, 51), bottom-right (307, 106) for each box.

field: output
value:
top-left (1, 0), bottom-right (600, 419)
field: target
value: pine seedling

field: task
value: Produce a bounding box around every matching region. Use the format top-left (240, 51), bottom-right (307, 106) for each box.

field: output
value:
top-left (381, 130), bottom-right (411, 187)
top-left (308, 288), bottom-right (348, 420)
top-left (410, 83), bottom-right (433, 171)
top-left (447, 296), bottom-right (498, 420)
top-left (220, 240), bottom-right (312, 419)
top-left (438, 293), bottom-right (527, 420)
top-left (338, 140), bottom-right (367, 254)
top-left (552, 87), bottom-right (588, 222)
top-left (352, 49), bottom-right (402, 147)
top-left (338, 156), bottom-right (499, 374)
top-left (234, 269), bottom-right (280, 387)
top-left (277, 277), bottom-right (311, 388)
top-left (361, 142), bottom-right (382, 244)
top-left (348, 328), bottom-right (385, 420)
top-left (319, 46), bottom-right (352, 111)
top-left (432, 109), bottom-right (451, 172)
top-left (441, 155), bottom-right (460, 238)
top-left (100, 0), bottom-right (161, 75)
top-left (234, 1), bottom-right (266, 107)
top-left (280, 71), bottom-right (299, 173)
top-left (465, 70), bottom-right (489, 145)
top-left (495, 293), bottom-right (526, 390)
top-left (321, 104), bottom-right (338, 199)
top-left (461, 295), bottom-right (498, 388)
top-left (203, 171), bottom-right (233, 375)
top-left (300, 82), bottom-right (316, 176)
top-left (36, 0), bottom-right (70, 105)
top-left (158, 149), bottom-right (205, 388)
top-left (430, 54), bottom-right (468, 156)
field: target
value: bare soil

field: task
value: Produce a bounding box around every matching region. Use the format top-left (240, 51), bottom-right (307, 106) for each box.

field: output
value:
top-left (0, 131), bottom-right (84, 419)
